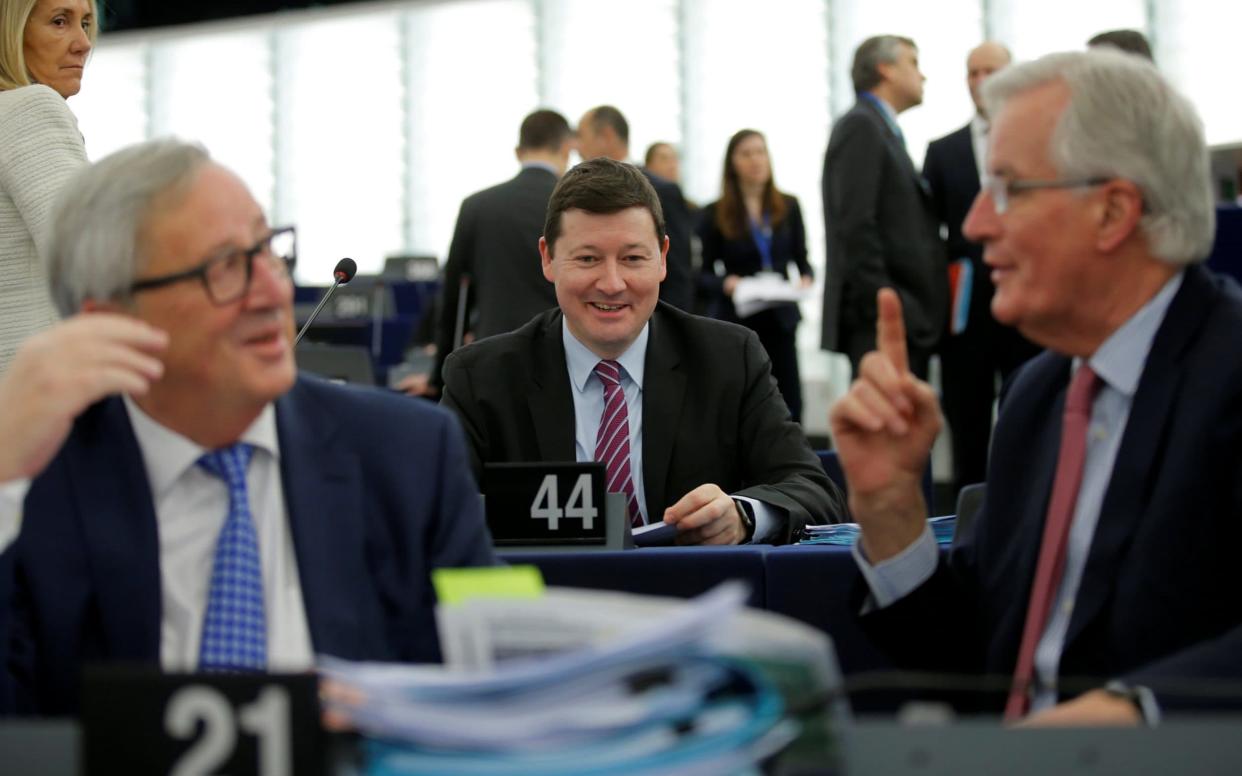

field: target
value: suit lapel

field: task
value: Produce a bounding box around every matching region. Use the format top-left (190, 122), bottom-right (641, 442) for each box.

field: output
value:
top-left (641, 308), bottom-right (687, 518)
top-left (276, 380), bottom-right (367, 658)
top-left (74, 399), bottom-right (162, 660)
top-left (860, 99), bottom-right (929, 198)
top-left (1065, 267), bottom-right (1215, 647)
top-left (527, 313), bottom-right (576, 461)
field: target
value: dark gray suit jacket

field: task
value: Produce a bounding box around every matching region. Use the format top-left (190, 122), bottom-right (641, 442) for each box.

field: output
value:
top-left (820, 98), bottom-right (946, 353)
top-left (432, 166), bottom-right (560, 388)
top-left (643, 169), bottom-right (695, 312)
top-left (440, 303), bottom-right (844, 543)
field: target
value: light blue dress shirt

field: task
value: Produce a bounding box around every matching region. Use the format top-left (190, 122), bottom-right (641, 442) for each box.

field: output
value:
top-left (854, 271), bottom-right (1184, 711)
top-left (561, 321), bottom-right (779, 540)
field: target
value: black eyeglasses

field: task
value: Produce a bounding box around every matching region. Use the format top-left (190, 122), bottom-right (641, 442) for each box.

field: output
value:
top-left (129, 226), bottom-right (297, 306)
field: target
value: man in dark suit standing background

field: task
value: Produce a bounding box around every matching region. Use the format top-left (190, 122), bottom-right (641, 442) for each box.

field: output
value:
top-left (923, 42), bottom-right (1040, 497)
top-left (7, 140), bottom-right (496, 714)
top-left (422, 109), bottom-right (573, 395)
top-left (442, 158), bottom-right (841, 546)
top-left (577, 105), bottom-right (695, 312)
top-left (821, 35), bottom-right (946, 379)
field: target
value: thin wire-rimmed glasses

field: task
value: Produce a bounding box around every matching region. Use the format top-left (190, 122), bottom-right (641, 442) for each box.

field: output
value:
top-left (981, 175), bottom-right (1111, 214)
top-left (129, 226), bottom-right (297, 305)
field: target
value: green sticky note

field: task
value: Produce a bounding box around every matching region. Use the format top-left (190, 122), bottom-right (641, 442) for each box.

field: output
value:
top-left (433, 565), bottom-right (546, 606)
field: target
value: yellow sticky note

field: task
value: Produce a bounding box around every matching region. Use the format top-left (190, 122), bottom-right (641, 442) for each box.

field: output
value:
top-left (432, 565), bottom-right (546, 606)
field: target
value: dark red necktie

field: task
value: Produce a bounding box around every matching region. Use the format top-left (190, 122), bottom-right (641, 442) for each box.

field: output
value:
top-left (1004, 364), bottom-right (1101, 720)
top-left (594, 360), bottom-right (642, 526)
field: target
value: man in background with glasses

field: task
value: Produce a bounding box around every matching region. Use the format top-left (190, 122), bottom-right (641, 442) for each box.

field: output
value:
top-left (2, 140), bottom-right (496, 714)
top-left (831, 49), bottom-right (1242, 723)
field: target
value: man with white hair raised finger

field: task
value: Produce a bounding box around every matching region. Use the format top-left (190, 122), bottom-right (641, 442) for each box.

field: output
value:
top-left (831, 49), bottom-right (1242, 724)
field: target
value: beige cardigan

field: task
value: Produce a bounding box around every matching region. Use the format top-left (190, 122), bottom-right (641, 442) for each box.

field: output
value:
top-left (0, 84), bottom-right (87, 371)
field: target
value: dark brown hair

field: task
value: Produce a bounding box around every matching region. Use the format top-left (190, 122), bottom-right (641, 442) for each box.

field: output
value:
top-left (543, 158), bottom-right (664, 250)
top-left (518, 109), bottom-right (572, 152)
top-left (714, 129), bottom-right (787, 241)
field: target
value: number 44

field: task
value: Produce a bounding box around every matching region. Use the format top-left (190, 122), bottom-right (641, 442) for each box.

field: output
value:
top-left (530, 474), bottom-right (597, 530)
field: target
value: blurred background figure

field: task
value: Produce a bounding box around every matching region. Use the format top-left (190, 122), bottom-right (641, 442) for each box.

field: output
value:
top-left (405, 108), bottom-right (572, 397)
top-left (644, 141), bottom-right (681, 183)
top-left (0, 0), bottom-right (96, 371)
top-left (924, 41), bottom-right (1041, 501)
top-left (821, 35), bottom-right (946, 380)
top-left (699, 129), bottom-right (813, 422)
top-left (578, 105), bottom-right (695, 312)
top-left (1087, 28), bottom-right (1154, 61)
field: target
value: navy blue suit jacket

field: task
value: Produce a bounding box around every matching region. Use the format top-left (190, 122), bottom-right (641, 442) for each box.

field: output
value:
top-left (4, 375), bottom-right (497, 714)
top-left (859, 264), bottom-right (1242, 712)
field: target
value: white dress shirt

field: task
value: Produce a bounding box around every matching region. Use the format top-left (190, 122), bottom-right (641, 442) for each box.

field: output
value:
top-left (970, 113), bottom-right (989, 186)
top-left (854, 272), bottom-right (1184, 710)
top-left (0, 479), bottom-right (28, 554)
top-left (561, 322), bottom-right (779, 540)
top-left (123, 397), bottom-right (314, 672)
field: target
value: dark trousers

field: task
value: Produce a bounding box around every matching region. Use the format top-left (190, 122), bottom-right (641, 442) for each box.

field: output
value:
top-left (939, 321), bottom-right (1042, 496)
top-left (743, 309), bottom-right (803, 423)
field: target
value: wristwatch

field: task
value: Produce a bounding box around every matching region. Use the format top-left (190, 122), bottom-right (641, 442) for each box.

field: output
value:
top-left (732, 498), bottom-right (756, 544)
top-left (1103, 680), bottom-right (1160, 726)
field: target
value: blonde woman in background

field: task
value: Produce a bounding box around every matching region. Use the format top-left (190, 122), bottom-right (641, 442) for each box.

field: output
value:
top-left (0, 0), bottom-right (95, 370)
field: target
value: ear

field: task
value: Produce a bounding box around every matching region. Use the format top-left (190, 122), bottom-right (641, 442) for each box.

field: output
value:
top-left (1095, 180), bottom-right (1145, 254)
top-left (540, 236), bottom-right (556, 283)
top-left (658, 236), bottom-right (669, 282)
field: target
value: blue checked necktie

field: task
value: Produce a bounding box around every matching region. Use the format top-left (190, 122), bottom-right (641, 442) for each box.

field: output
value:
top-left (196, 442), bottom-right (266, 672)
top-left (594, 360), bottom-right (642, 526)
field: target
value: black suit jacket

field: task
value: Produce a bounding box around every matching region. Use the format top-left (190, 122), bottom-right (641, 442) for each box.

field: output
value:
top-left (440, 304), bottom-right (844, 543)
top-left (4, 376), bottom-right (497, 714)
top-left (643, 169), bottom-right (695, 312)
top-left (820, 98), bottom-right (946, 352)
top-left (432, 166), bottom-right (560, 387)
top-left (860, 265), bottom-right (1242, 712)
top-left (922, 123), bottom-right (992, 328)
top-left (698, 195), bottom-right (813, 330)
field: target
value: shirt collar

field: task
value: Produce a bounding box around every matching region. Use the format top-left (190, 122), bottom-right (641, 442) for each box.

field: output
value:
top-left (970, 113), bottom-right (989, 138)
top-left (562, 319), bottom-right (649, 393)
top-left (521, 160), bottom-right (558, 176)
top-left (122, 396), bottom-right (280, 498)
top-left (1081, 271), bottom-right (1184, 397)
top-left (861, 90), bottom-right (900, 124)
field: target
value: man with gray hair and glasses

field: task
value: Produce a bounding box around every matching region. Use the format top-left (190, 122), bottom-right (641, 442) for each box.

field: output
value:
top-left (2, 139), bottom-right (496, 714)
top-left (831, 49), bottom-right (1242, 724)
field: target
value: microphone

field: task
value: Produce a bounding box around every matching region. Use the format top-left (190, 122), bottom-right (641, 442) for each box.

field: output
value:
top-left (294, 258), bottom-right (357, 346)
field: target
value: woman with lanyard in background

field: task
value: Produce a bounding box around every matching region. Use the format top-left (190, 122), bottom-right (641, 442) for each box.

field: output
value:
top-left (0, 0), bottom-right (95, 371)
top-left (699, 128), bottom-right (813, 422)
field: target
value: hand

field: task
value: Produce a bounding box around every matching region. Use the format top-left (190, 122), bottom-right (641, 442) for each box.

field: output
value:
top-left (0, 314), bottom-right (167, 481)
top-left (723, 275), bottom-right (741, 298)
top-left (1017, 690), bottom-right (1143, 727)
top-left (799, 274), bottom-right (814, 289)
top-left (828, 289), bottom-right (941, 561)
top-left (395, 372), bottom-right (437, 397)
top-left (664, 484), bottom-right (745, 545)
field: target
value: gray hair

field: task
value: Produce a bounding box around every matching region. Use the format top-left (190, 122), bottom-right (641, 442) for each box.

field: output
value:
top-left (48, 139), bottom-right (211, 315)
top-left (851, 35), bottom-right (916, 93)
top-left (981, 49), bottom-right (1213, 265)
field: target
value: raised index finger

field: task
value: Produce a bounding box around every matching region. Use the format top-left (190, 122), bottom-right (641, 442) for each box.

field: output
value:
top-left (876, 288), bottom-right (908, 375)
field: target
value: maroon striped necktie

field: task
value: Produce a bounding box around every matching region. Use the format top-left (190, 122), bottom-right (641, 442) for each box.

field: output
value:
top-left (1004, 363), bottom-right (1101, 720)
top-left (594, 360), bottom-right (642, 526)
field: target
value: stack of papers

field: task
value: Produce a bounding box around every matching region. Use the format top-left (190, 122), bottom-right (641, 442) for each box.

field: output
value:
top-left (730, 273), bottom-right (813, 318)
top-left (320, 582), bottom-right (845, 774)
top-left (800, 515), bottom-right (957, 546)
